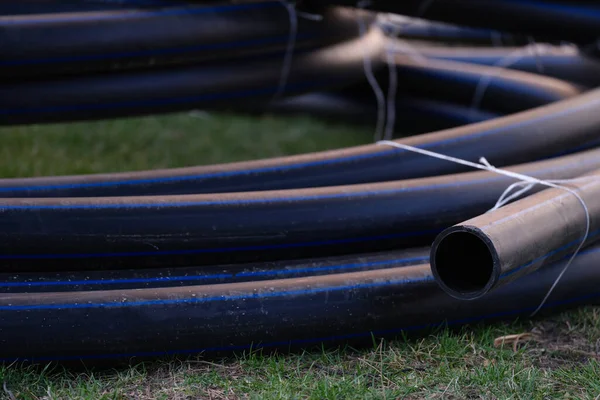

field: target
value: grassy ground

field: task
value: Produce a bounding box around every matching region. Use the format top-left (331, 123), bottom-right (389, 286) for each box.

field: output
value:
top-left (0, 112), bottom-right (598, 399)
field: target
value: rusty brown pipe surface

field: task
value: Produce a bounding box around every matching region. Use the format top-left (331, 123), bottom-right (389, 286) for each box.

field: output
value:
top-left (430, 168), bottom-right (600, 300)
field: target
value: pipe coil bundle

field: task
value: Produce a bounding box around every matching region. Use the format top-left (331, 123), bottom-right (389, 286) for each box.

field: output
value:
top-left (2, 0), bottom-right (600, 363)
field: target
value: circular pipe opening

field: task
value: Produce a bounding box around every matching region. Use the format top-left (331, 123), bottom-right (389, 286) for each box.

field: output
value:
top-left (431, 228), bottom-right (497, 300)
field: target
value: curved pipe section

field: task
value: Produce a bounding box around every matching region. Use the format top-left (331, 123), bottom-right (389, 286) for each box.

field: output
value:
top-left (313, 0), bottom-right (600, 43)
top-left (3, 83), bottom-right (600, 197)
top-left (383, 53), bottom-right (583, 114)
top-left (378, 14), bottom-right (521, 44)
top-left (232, 92), bottom-right (501, 134)
top-left (402, 42), bottom-right (600, 87)
top-left (2, 244), bottom-right (600, 362)
top-left (1, 147), bottom-right (600, 272)
top-left (0, 3), bottom-right (364, 78)
top-left (0, 26), bottom-right (385, 125)
top-left (431, 168), bottom-right (600, 299)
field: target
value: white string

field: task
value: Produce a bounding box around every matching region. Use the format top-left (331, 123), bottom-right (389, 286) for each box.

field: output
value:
top-left (388, 35), bottom-right (430, 65)
top-left (356, 1), bottom-right (384, 140)
top-left (379, 15), bottom-right (431, 142)
top-left (272, 0), bottom-right (298, 101)
top-left (383, 48), bottom-right (398, 141)
top-left (356, 0), bottom-right (386, 141)
top-left (387, 33), bottom-right (553, 123)
top-left (189, 0), bottom-right (297, 119)
top-left (469, 42), bottom-right (549, 119)
top-left (385, 21), bottom-right (548, 129)
top-left (527, 36), bottom-right (545, 75)
top-left (489, 176), bottom-right (595, 212)
top-left (296, 11), bottom-right (323, 21)
top-left (491, 31), bottom-right (504, 47)
top-left (415, 0), bottom-right (436, 18)
top-left (371, 6), bottom-right (592, 314)
top-left (382, 15), bottom-right (401, 141)
top-left (376, 139), bottom-right (593, 316)
top-left (377, 0), bottom-right (438, 142)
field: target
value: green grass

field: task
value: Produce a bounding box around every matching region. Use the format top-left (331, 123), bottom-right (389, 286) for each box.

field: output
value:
top-left (0, 111), bottom-right (598, 399)
top-left (0, 112), bottom-right (369, 177)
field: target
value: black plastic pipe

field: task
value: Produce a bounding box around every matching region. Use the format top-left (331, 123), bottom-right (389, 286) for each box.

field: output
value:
top-left (2, 243), bottom-right (600, 363)
top-left (3, 81), bottom-right (600, 197)
top-left (431, 168), bottom-right (600, 300)
top-left (233, 92), bottom-right (500, 133)
top-left (310, 0), bottom-right (600, 43)
top-left (0, 34), bottom-right (582, 125)
top-left (0, 247), bottom-right (431, 293)
top-left (0, 3), bottom-right (363, 78)
top-left (380, 53), bottom-right (583, 114)
top-left (1, 147), bottom-right (600, 272)
top-left (0, 0), bottom-right (183, 15)
top-left (401, 42), bottom-right (600, 88)
top-left (378, 14), bottom-right (521, 45)
top-left (2, 1), bottom-right (600, 364)
top-left (0, 26), bottom-right (384, 125)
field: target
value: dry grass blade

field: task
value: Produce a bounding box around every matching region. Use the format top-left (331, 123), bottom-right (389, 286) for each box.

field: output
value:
top-left (494, 333), bottom-right (535, 352)
top-left (3, 382), bottom-right (15, 400)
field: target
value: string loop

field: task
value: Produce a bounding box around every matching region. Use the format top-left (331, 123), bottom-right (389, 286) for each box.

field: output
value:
top-left (376, 139), bottom-right (593, 316)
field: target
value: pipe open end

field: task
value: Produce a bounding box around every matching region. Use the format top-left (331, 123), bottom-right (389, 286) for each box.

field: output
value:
top-left (431, 227), bottom-right (498, 300)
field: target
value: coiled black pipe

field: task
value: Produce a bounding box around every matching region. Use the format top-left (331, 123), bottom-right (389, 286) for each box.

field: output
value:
top-left (0, 0), bottom-right (182, 15)
top-left (4, 82), bottom-right (600, 197)
top-left (365, 52), bottom-right (584, 113)
top-left (402, 42), bottom-right (600, 87)
top-left (1, 147), bottom-right (600, 272)
top-left (241, 92), bottom-right (500, 133)
top-left (0, 2), bottom-right (364, 78)
top-left (0, 26), bottom-right (385, 125)
top-left (377, 14), bottom-right (521, 45)
top-left (2, 33), bottom-right (584, 125)
top-left (2, 244), bottom-right (600, 363)
top-left (2, 0), bottom-right (600, 364)
top-left (311, 0), bottom-right (600, 44)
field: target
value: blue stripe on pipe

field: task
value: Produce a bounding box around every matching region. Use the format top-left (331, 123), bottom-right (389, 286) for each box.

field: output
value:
top-left (500, 228), bottom-right (600, 279)
top-left (1, 154), bottom-right (599, 208)
top-left (0, 34), bottom-right (315, 66)
top-left (1, 89), bottom-right (599, 193)
top-left (0, 275), bottom-right (436, 311)
top-left (0, 2), bottom-right (282, 25)
top-left (1, 266), bottom-right (599, 362)
top-left (2, 246), bottom-right (599, 312)
top-left (0, 256), bottom-right (429, 288)
top-left (0, 230), bottom-right (442, 260)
